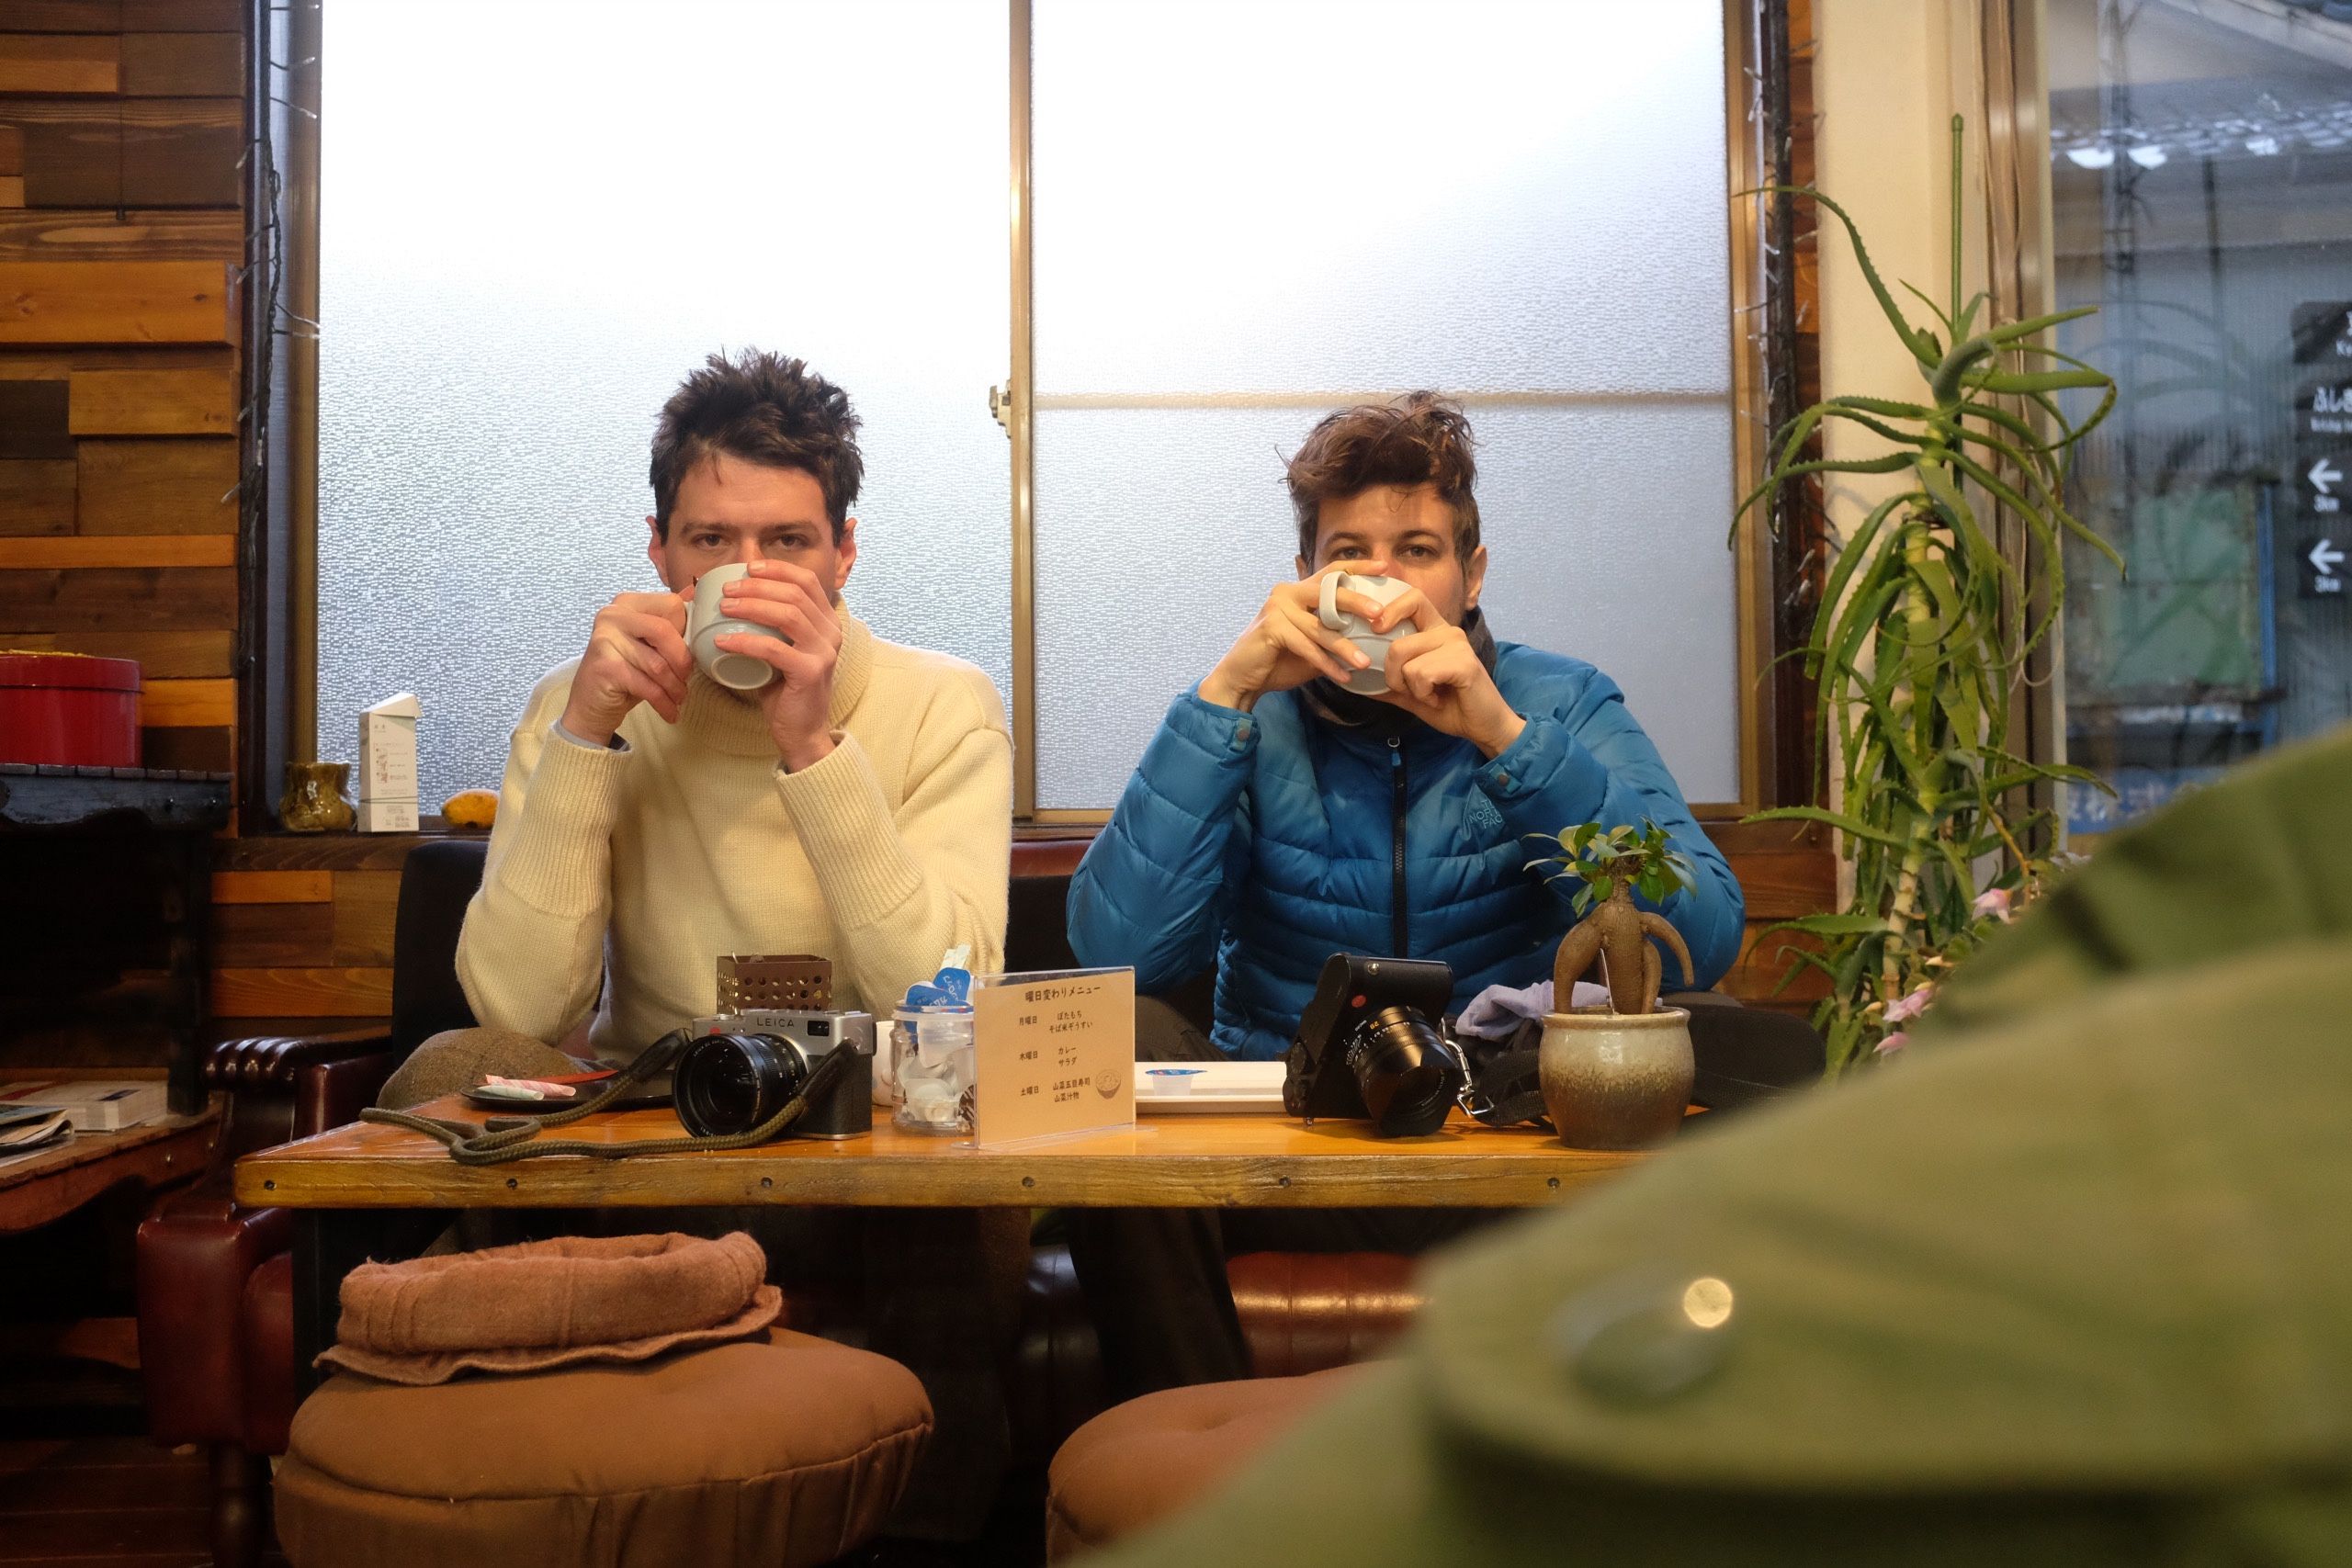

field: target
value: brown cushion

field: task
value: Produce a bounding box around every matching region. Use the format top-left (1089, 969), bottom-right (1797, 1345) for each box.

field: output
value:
top-left (1046, 1366), bottom-right (1363, 1562)
top-left (276, 1327), bottom-right (931, 1568)
top-left (319, 1232), bottom-right (780, 1385)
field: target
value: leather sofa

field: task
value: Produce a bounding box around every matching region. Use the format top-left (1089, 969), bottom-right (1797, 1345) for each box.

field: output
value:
top-left (137, 840), bottom-right (1424, 1567)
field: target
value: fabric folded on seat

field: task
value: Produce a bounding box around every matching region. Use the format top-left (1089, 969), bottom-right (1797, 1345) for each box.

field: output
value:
top-left (316, 1231), bottom-right (780, 1385)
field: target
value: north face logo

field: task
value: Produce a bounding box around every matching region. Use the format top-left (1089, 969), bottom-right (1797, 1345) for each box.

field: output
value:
top-left (1465, 790), bottom-right (1504, 840)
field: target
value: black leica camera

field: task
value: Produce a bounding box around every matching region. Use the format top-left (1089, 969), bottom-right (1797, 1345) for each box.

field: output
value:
top-left (673, 1009), bottom-right (876, 1140)
top-left (1283, 954), bottom-right (1467, 1137)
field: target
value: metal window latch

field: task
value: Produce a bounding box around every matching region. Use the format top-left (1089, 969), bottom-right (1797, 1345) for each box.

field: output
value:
top-left (988, 383), bottom-right (1012, 437)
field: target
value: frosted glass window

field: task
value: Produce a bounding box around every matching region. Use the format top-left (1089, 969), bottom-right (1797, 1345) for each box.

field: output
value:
top-left (319, 1), bottom-right (1009, 804)
top-left (1032, 0), bottom-right (1738, 809)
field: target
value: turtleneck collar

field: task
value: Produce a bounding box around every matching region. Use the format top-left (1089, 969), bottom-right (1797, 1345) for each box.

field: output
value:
top-left (674, 606), bottom-right (876, 758)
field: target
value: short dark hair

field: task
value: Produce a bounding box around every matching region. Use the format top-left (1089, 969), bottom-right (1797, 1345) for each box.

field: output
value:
top-left (650, 349), bottom-right (864, 540)
top-left (1284, 391), bottom-right (1481, 563)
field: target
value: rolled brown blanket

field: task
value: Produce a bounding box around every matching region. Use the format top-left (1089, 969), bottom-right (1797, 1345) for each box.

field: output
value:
top-left (317, 1231), bottom-right (781, 1385)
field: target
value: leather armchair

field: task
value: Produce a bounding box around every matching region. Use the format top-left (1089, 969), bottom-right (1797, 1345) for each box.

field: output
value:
top-left (137, 840), bottom-right (492, 1568)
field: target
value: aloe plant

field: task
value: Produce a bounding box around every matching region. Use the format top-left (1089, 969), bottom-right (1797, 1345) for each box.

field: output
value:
top-left (1733, 116), bottom-right (2122, 1074)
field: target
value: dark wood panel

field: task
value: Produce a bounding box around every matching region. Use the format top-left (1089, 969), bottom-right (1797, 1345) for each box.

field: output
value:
top-left (0, 207), bottom-right (241, 261)
top-left (0, 32), bottom-right (117, 95)
top-left (0, 376), bottom-right (68, 456)
top-left (6, 626), bottom-right (231, 675)
top-left (140, 722), bottom-right (230, 772)
top-left (122, 0), bottom-right (241, 28)
top-left (329, 870), bottom-right (401, 966)
top-left (0, 457), bottom-right (72, 533)
top-left (210, 901), bottom-right (336, 967)
top-left (210, 967), bottom-right (394, 1020)
top-left (0, 122), bottom-right (20, 176)
top-left (0, 2), bottom-right (132, 28)
top-left (76, 435), bottom-right (235, 532)
top-left (218, 831), bottom-right (439, 873)
top-left (8, 97), bottom-right (242, 209)
top-left (201, 1013), bottom-right (383, 1049)
top-left (1, 343), bottom-right (233, 379)
top-left (0, 564), bottom-right (235, 630)
top-left (119, 32), bottom-right (241, 96)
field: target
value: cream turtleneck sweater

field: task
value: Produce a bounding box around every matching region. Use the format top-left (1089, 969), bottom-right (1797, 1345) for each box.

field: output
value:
top-left (455, 612), bottom-right (1012, 1061)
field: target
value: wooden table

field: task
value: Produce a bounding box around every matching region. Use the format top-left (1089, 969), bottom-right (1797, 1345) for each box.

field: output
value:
top-left (0, 1105), bottom-right (220, 1236)
top-left (239, 1099), bottom-right (1655, 1386)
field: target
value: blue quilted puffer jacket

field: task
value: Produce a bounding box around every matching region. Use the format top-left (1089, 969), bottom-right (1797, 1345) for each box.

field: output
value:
top-left (1068, 645), bottom-right (1746, 1060)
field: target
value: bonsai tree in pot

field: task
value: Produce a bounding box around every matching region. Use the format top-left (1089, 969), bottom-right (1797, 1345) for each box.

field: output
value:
top-left (1733, 116), bottom-right (2121, 1074)
top-left (1526, 819), bottom-right (1701, 1150)
top-left (1532, 820), bottom-right (1699, 1014)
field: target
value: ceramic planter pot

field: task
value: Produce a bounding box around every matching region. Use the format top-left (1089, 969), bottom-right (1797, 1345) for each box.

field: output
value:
top-left (1539, 1007), bottom-right (1694, 1150)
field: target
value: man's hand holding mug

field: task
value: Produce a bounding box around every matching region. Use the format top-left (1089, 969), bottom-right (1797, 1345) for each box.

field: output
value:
top-left (707, 558), bottom-right (843, 772)
top-left (560, 590), bottom-right (693, 746)
top-left (1199, 558), bottom-right (1396, 713)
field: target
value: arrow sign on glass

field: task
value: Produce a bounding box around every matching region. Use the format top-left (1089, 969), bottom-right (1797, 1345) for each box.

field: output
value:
top-left (2314, 458), bottom-right (2345, 498)
top-left (2304, 537), bottom-right (2347, 600)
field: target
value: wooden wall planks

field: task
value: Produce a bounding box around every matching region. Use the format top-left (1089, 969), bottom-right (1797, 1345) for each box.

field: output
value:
top-left (6, 626), bottom-right (231, 674)
top-left (118, 32), bottom-right (241, 97)
top-left (2, 96), bottom-right (242, 208)
top-left (77, 436), bottom-right (236, 530)
top-left (66, 365), bottom-right (234, 433)
top-left (0, 532), bottom-right (233, 567)
top-left (0, 208), bottom-right (241, 261)
top-left (0, 455), bottom-right (73, 530)
top-left (0, 259), bottom-right (232, 344)
top-left (0, 30), bottom-right (114, 94)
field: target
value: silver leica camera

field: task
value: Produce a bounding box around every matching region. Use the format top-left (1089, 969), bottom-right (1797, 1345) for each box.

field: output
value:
top-left (673, 1008), bottom-right (876, 1140)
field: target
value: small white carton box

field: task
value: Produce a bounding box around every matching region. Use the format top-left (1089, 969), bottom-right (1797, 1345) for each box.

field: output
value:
top-left (358, 692), bottom-right (419, 804)
top-left (356, 797), bottom-right (418, 833)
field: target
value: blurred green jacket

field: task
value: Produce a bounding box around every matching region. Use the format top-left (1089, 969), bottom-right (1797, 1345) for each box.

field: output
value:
top-left (1088, 725), bottom-right (2352, 1568)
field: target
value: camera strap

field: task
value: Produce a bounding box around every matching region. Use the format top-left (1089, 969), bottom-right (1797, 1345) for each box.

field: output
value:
top-left (358, 1028), bottom-right (859, 1166)
top-left (1454, 1022), bottom-right (1553, 1131)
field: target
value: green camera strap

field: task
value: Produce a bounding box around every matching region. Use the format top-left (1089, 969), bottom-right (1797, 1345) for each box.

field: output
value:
top-left (357, 1028), bottom-right (860, 1166)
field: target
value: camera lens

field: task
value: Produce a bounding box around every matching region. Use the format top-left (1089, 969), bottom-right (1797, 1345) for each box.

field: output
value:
top-left (1345, 1006), bottom-right (1465, 1137)
top-left (674, 1032), bottom-right (809, 1137)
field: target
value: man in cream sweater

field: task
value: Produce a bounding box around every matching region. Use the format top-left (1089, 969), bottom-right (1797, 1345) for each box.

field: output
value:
top-left (435, 350), bottom-right (1017, 1545)
top-left (455, 349), bottom-right (1011, 1056)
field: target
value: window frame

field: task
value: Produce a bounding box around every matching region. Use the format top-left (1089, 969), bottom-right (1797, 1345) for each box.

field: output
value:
top-left (256, 0), bottom-right (1804, 831)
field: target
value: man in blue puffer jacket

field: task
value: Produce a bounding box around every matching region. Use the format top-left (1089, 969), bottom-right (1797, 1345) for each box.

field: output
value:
top-left (1069, 396), bottom-right (1743, 1055)
top-left (1062, 393), bottom-right (1746, 1397)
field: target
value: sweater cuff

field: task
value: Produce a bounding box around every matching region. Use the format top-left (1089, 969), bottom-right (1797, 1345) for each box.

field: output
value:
top-left (770, 732), bottom-right (923, 929)
top-left (498, 730), bottom-right (629, 914)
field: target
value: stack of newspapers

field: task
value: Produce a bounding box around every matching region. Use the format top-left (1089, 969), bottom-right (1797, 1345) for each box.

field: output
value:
top-left (0, 1103), bottom-right (74, 1169)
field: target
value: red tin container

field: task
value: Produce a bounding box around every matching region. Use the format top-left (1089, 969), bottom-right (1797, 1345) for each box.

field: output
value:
top-left (0, 653), bottom-right (143, 767)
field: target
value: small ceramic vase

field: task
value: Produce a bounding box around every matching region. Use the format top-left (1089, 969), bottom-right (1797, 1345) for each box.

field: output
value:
top-left (1539, 1007), bottom-right (1694, 1150)
top-left (280, 761), bottom-right (356, 833)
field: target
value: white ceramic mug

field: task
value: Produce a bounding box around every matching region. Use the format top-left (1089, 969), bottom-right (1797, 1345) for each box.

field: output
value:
top-left (1317, 571), bottom-right (1414, 695)
top-left (687, 563), bottom-right (786, 691)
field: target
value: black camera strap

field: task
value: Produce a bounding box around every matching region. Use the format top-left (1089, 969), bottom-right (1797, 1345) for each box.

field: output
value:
top-left (1454, 1021), bottom-right (1553, 1131)
top-left (358, 1028), bottom-right (860, 1166)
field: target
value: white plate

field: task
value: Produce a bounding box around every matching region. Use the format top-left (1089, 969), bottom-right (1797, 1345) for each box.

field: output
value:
top-left (1136, 1060), bottom-right (1287, 1114)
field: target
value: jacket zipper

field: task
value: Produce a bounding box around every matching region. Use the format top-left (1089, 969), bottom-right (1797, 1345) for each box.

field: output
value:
top-left (1389, 735), bottom-right (1408, 957)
